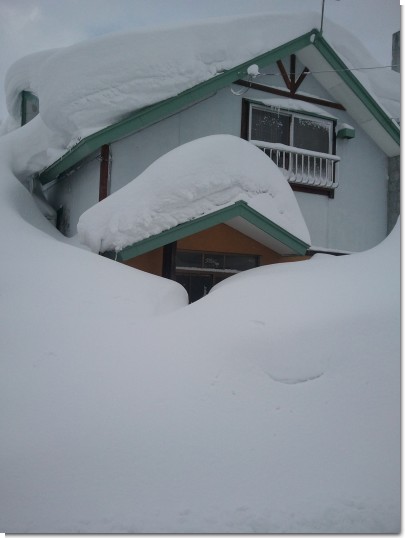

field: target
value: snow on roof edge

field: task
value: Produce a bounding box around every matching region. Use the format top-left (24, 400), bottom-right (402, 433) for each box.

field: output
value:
top-left (77, 135), bottom-right (311, 254)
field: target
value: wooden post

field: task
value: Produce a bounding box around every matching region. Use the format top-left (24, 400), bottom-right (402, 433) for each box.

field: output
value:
top-left (162, 241), bottom-right (177, 279)
top-left (240, 99), bottom-right (250, 140)
top-left (290, 55), bottom-right (296, 89)
top-left (99, 144), bottom-right (110, 201)
top-left (276, 60), bottom-right (292, 90)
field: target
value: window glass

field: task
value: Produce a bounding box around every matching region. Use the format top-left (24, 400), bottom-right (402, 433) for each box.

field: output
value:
top-left (203, 253), bottom-right (224, 269)
top-left (189, 275), bottom-right (213, 302)
top-left (176, 251), bottom-right (202, 268)
top-left (293, 117), bottom-right (330, 153)
top-left (225, 254), bottom-right (258, 271)
top-left (175, 273), bottom-right (190, 289)
top-left (251, 108), bottom-right (290, 145)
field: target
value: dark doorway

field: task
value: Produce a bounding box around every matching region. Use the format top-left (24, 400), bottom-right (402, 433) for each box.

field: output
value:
top-left (175, 250), bottom-right (258, 302)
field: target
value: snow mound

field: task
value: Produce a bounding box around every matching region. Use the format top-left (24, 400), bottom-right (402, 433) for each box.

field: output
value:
top-left (77, 135), bottom-right (311, 253)
top-left (0, 95), bottom-right (399, 535)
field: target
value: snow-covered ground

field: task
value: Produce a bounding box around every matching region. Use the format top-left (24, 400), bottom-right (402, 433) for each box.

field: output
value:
top-left (0, 120), bottom-right (400, 533)
top-left (0, 12), bottom-right (400, 534)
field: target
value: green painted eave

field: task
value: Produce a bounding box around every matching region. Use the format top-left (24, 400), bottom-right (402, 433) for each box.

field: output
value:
top-left (37, 31), bottom-right (316, 185)
top-left (105, 200), bottom-right (310, 261)
top-left (311, 30), bottom-right (400, 146)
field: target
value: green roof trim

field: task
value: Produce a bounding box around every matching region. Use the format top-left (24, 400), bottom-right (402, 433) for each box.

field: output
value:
top-left (37, 31), bottom-right (316, 185)
top-left (105, 200), bottom-right (310, 262)
top-left (311, 30), bottom-right (400, 146)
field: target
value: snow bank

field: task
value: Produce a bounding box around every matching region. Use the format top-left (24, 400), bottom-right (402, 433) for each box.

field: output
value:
top-left (77, 135), bottom-right (311, 253)
top-left (0, 122), bottom-right (188, 328)
top-left (0, 122), bottom-right (400, 535)
top-left (1, 164), bottom-right (400, 532)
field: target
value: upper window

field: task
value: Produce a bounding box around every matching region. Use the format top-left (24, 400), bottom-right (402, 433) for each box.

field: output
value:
top-left (250, 105), bottom-right (333, 154)
top-left (248, 103), bottom-right (339, 193)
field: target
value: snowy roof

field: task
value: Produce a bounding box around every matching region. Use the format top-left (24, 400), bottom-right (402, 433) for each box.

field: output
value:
top-left (4, 13), bottom-right (399, 144)
top-left (4, 12), bottom-right (320, 142)
top-left (77, 135), bottom-right (311, 254)
top-left (0, 11), bottom-right (400, 182)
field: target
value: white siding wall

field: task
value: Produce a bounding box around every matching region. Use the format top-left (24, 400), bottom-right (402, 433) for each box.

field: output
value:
top-left (110, 89), bottom-right (242, 193)
top-left (45, 154), bottom-right (100, 237)
top-left (49, 55), bottom-right (389, 251)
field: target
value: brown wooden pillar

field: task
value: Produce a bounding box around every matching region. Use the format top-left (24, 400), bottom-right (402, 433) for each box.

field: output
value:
top-left (162, 241), bottom-right (177, 279)
top-left (99, 144), bottom-right (110, 201)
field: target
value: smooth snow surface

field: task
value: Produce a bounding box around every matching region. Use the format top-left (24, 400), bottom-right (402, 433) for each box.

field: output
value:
top-left (0, 113), bottom-right (400, 532)
top-left (77, 135), bottom-right (311, 253)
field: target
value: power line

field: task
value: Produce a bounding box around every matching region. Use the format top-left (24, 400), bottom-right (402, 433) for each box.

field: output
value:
top-left (256, 65), bottom-right (399, 78)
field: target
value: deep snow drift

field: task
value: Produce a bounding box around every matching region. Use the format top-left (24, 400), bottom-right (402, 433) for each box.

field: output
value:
top-left (0, 119), bottom-right (400, 532)
top-left (77, 135), bottom-right (310, 254)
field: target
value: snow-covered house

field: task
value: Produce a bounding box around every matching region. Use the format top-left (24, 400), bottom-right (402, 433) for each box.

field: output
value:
top-left (3, 13), bottom-right (399, 301)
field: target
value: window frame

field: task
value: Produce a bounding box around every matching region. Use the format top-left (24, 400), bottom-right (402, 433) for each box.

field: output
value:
top-left (248, 103), bottom-right (335, 155)
top-left (176, 249), bottom-right (259, 274)
top-left (175, 249), bottom-right (260, 302)
top-left (244, 100), bottom-right (338, 197)
top-left (21, 90), bottom-right (39, 126)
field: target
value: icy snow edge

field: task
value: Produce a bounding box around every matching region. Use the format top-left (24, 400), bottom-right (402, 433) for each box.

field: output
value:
top-left (77, 135), bottom-right (311, 253)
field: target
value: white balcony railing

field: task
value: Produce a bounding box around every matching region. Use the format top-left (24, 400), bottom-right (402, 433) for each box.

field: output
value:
top-left (251, 140), bottom-right (340, 190)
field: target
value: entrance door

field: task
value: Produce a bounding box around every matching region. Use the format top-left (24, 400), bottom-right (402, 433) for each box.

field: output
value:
top-left (175, 273), bottom-right (214, 303)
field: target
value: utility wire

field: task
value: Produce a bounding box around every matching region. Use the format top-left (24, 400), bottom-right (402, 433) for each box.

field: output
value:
top-left (255, 65), bottom-right (399, 77)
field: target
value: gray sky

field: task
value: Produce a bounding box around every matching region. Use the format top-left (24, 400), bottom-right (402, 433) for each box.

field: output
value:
top-left (0, 0), bottom-right (401, 119)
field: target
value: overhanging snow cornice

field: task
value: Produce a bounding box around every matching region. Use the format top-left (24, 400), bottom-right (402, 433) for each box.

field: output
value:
top-left (104, 201), bottom-right (310, 261)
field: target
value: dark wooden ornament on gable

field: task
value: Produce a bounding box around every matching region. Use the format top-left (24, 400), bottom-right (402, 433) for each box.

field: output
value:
top-left (277, 55), bottom-right (310, 95)
top-left (235, 54), bottom-right (345, 111)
